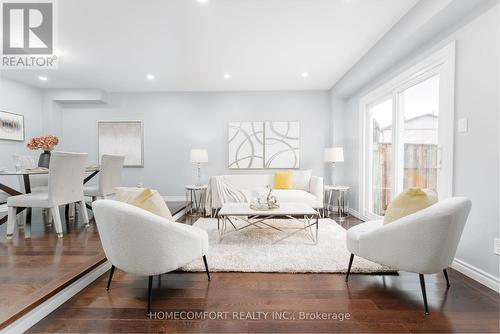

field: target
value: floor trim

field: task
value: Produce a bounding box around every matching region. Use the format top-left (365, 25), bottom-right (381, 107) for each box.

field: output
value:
top-left (0, 261), bottom-right (111, 334)
top-left (163, 195), bottom-right (185, 202)
top-left (348, 208), bottom-right (366, 221)
top-left (172, 207), bottom-right (187, 222)
top-left (452, 258), bottom-right (500, 293)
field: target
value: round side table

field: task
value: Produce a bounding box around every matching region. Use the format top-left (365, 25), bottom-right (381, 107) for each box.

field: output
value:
top-left (324, 185), bottom-right (350, 220)
top-left (185, 184), bottom-right (207, 216)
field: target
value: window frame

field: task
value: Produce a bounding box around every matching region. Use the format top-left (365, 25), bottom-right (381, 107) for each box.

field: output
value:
top-left (359, 42), bottom-right (456, 220)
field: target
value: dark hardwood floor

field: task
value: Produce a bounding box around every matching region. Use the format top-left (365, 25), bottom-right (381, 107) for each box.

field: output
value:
top-left (0, 201), bottom-right (187, 329)
top-left (24, 213), bottom-right (500, 333)
top-left (0, 208), bottom-right (105, 328)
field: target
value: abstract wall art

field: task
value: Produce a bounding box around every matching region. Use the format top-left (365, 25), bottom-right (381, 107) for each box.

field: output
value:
top-left (228, 121), bottom-right (264, 169)
top-left (0, 110), bottom-right (24, 141)
top-left (228, 121), bottom-right (300, 169)
top-left (264, 121), bottom-right (300, 169)
top-left (98, 121), bottom-right (144, 167)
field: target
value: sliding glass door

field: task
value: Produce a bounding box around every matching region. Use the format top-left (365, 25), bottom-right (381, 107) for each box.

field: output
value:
top-left (368, 98), bottom-right (393, 216)
top-left (361, 43), bottom-right (455, 219)
top-left (399, 74), bottom-right (439, 193)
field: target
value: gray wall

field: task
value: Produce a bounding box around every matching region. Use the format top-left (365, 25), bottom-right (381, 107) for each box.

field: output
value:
top-left (0, 76), bottom-right (43, 199)
top-left (57, 91), bottom-right (331, 196)
top-left (331, 5), bottom-right (499, 281)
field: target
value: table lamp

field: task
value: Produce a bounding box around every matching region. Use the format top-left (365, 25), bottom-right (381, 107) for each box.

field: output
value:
top-left (190, 149), bottom-right (208, 185)
top-left (324, 147), bottom-right (344, 185)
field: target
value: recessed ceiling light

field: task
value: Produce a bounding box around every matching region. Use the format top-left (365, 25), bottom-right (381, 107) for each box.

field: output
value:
top-left (223, 73), bottom-right (232, 79)
top-left (197, 0), bottom-right (209, 4)
top-left (146, 74), bottom-right (155, 80)
top-left (301, 72), bottom-right (309, 78)
top-left (38, 76), bottom-right (48, 82)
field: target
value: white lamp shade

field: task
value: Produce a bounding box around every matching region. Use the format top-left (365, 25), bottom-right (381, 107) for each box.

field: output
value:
top-left (190, 149), bottom-right (208, 163)
top-left (324, 147), bottom-right (344, 162)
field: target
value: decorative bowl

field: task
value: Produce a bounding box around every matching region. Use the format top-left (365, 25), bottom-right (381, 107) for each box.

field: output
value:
top-left (249, 202), bottom-right (280, 211)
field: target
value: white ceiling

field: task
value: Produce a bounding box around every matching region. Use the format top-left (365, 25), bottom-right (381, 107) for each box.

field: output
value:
top-left (1, 0), bottom-right (418, 92)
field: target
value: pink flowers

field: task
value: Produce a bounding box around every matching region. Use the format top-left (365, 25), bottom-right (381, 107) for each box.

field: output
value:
top-left (27, 135), bottom-right (59, 151)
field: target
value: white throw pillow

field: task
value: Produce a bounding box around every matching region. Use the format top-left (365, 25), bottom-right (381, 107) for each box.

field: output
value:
top-left (115, 187), bottom-right (145, 203)
top-left (292, 170), bottom-right (312, 191)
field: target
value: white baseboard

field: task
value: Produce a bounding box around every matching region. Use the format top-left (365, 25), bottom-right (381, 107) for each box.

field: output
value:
top-left (348, 208), bottom-right (367, 221)
top-left (172, 208), bottom-right (187, 222)
top-left (1, 261), bottom-right (111, 334)
top-left (451, 258), bottom-right (500, 293)
top-left (162, 195), bottom-right (185, 202)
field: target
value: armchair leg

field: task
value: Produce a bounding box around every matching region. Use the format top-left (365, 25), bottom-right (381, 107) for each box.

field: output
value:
top-left (147, 276), bottom-right (153, 316)
top-left (203, 255), bottom-right (211, 281)
top-left (106, 265), bottom-right (115, 290)
top-left (419, 274), bottom-right (430, 315)
top-left (443, 269), bottom-right (450, 288)
top-left (345, 254), bottom-right (354, 282)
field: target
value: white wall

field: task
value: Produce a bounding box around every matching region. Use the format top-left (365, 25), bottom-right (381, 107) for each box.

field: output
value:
top-left (0, 76), bottom-right (43, 198)
top-left (331, 5), bottom-right (500, 285)
top-left (56, 91), bottom-right (331, 196)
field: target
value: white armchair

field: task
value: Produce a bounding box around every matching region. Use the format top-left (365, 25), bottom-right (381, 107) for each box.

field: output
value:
top-left (92, 199), bottom-right (210, 315)
top-left (345, 197), bottom-right (471, 314)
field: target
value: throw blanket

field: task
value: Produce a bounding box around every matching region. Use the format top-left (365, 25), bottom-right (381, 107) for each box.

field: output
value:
top-left (205, 176), bottom-right (248, 213)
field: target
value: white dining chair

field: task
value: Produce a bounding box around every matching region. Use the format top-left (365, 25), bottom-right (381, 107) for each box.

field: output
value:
top-left (84, 154), bottom-right (125, 201)
top-left (6, 152), bottom-right (90, 239)
top-left (12, 155), bottom-right (50, 228)
top-left (12, 155), bottom-right (49, 193)
top-left (92, 199), bottom-right (210, 315)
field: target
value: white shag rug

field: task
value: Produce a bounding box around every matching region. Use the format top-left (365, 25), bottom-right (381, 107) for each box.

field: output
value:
top-left (181, 218), bottom-right (394, 273)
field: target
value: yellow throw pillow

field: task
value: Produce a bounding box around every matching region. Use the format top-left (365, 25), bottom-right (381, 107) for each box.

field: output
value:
top-left (115, 187), bottom-right (173, 220)
top-left (274, 171), bottom-right (294, 189)
top-left (383, 187), bottom-right (438, 224)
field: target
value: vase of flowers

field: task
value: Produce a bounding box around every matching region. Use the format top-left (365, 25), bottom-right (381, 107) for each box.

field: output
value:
top-left (26, 135), bottom-right (59, 168)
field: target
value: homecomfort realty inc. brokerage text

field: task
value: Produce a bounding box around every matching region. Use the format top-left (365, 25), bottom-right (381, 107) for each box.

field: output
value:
top-left (148, 311), bottom-right (351, 321)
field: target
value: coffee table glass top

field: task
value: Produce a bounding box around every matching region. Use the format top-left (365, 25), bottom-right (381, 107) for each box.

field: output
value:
top-left (218, 202), bottom-right (318, 216)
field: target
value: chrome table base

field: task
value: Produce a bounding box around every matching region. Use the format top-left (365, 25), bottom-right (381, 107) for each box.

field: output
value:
top-left (217, 214), bottom-right (319, 244)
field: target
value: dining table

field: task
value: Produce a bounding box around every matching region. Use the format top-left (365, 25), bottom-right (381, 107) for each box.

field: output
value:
top-left (0, 166), bottom-right (100, 226)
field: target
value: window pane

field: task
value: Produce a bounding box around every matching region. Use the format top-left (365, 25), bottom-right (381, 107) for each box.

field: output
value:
top-left (401, 75), bottom-right (439, 191)
top-left (370, 98), bottom-right (392, 216)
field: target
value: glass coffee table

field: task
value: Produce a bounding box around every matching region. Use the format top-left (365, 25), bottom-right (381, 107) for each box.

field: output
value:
top-left (217, 202), bottom-right (320, 244)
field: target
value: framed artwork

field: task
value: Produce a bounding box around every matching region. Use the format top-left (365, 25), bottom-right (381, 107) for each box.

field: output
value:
top-left (228, 121), bottom-right (300, 169)
top-left (0, 110), bottom-right (24, 141)
top-left (264, 121), bottom-right (300, 169)
top-left (98, 121), bottom-right (143, 167)
top-left (228, 121), bottom-right (264, 169)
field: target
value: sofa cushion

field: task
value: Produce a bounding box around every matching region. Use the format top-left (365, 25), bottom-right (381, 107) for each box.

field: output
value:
top-left (221, 174), bottom-right (274, 189)
top-left (271, 189), bottom-right (317, 207)
top-left (274, 171), bottom-right (293, 189)
top-left (292, 169), bottom-right (312, 191)
top-left (384, 187), bottom-right (437, 224)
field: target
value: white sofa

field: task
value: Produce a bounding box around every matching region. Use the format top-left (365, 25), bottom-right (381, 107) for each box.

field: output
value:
top-left (208, 172), bottom-right (324, 212)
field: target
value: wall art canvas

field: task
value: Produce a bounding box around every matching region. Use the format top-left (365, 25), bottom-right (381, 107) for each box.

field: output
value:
top-left (98, 121), bottom-right (143, 167)
top-left (264, 121), bottom-right (300, 169)
top-left (0, 111), bottom-right (24, 141)
top-left (228, 121), bottom-right (264, 169)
